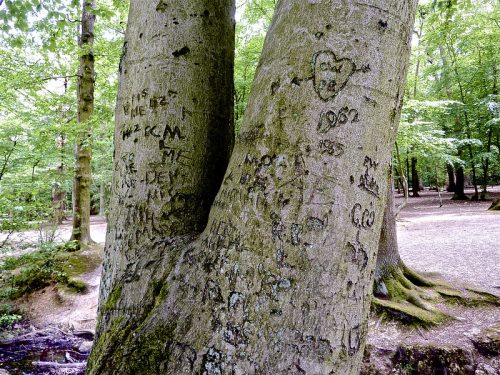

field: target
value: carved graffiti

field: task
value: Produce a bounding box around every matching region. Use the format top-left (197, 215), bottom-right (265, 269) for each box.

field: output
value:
top-left (348, 325), bottom-right (361, 356)
top-left (291, 223), bottom-right (303, 246)
top-left (359, 156), bottom-right (380, 198)
top-left (351, 203), bottom-right (375, 229)
top-left (121, 153), bottom-right (137, 188)
top-left (312, 50), bottom-right (370, 101)
top-left (313, 51), bottom-right (356, 101)
top-left (319, 139), bottom-right (345, 157)
top-left (121, 123), bottom-right (140, 140)
top-left (317, 107), bottom-right (359, 134)
top-left (346, 231), bottom-right (369, 271)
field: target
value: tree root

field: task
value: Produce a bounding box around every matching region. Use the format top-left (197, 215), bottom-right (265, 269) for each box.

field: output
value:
top-left (372, 264), bottom-right (499, 327)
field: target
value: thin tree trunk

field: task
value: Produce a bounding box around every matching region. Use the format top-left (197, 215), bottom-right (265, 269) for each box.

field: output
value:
top-left (395, 142), bottom-right (408, 200)
top-left (71, 1), bottom-right (95, 245)
top-left (412, 13), bottom-right (424, 99)
top-left (406, 152), bottom-right (410, 190)
top-left (89, 0), bottom-right (417, 373)
top-left (411, 157), bottom-right (420, 197)
top-left (481, 126), bottom-right (492, 200)
top-left (446, 163), bottom-right (456, 192)
top-left (481, 63), bottom-right (497, 200)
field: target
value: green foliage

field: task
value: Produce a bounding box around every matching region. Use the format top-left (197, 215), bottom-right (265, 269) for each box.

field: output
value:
top-left (402, 0), bottom-right (500, 190)
top-left (0, 303), bottom-right (22, 328)
top-left (234, 0), bottom-right (276, 130)
top-left (0, 0), bottom-right (128, 231)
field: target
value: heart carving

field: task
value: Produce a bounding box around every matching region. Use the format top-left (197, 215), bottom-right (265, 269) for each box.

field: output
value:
top-left (313, 51), bottom-right (356, 101)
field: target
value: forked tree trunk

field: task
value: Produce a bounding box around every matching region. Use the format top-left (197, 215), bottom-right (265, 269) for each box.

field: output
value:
top-left (89, 0), bottom-right (417, 374)
top-left (446, 163), bottom-right (456, 192)
top-left (71, 1), bottom-right (95, 245)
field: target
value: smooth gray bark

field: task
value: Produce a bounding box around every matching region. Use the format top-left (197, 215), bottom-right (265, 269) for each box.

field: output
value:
top-left (89, 0), bottom-right (417, 374)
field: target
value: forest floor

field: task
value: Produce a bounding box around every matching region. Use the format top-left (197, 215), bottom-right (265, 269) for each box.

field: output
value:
top-left (0, 187), bottom-right (499, 374)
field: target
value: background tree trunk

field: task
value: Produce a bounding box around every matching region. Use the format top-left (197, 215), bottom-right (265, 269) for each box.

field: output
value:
top-left (89, 0), bottom-right (417, 374)
top-left (52, 182), bottom-right (66, 225)
top-left (374, 179), bottom-right (402, 291)
top-left (71, 1), bottom-right (96, 245)
top-left (452, 165), bottom-right (468, 200)
top-left (411, 157), bottom-right (420, 197)
top-left (446, 163), bottom-right (456, 192)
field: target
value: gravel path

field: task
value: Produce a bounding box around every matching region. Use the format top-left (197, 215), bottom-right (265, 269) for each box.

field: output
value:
top-left (396, 187), bottom-right (500, 296)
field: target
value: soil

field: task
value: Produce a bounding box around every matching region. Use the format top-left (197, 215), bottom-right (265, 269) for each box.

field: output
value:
top-left (0, 187), bottom-right (499, 374)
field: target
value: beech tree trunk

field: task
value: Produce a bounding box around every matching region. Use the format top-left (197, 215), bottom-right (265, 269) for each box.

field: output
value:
top-left (89, 0), bottom-right (417, 374)
top-left (71, 1), bottom-right (95, 245)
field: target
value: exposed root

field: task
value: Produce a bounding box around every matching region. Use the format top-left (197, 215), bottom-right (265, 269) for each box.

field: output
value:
top-left (372, 298), bottom-right (449, 328)
top-left (489, 198), bottom-right (500, 210)
top-left (372, 265), bottom-right (499, 327)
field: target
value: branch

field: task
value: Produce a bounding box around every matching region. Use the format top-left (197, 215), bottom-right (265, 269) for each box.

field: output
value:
top-left (38, 74), bottom-right (80, 82)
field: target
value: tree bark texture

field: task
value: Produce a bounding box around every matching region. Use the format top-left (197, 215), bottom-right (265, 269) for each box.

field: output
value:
top-left (411, 156), bottom-right (420, 197)
top-left (89, 0), bottom-right (417, 374)
top-left (71, 1), bottom-right (96, 245)
top-left (52, 182), bottom-right (66, 225)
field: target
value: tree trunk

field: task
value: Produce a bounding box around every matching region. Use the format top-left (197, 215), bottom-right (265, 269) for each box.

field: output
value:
top-left (52, 183), bottom-right (66, 225)
top-left (374, 180), bottom-right (401, 287)
top-left (373, 173), bottom-right (444, 323)
top-left (89, 0), bottom-right (417, 374)
top-left (452, 166), bottom-right (468, 200)
top-left (71, 1), bottom-right (95, 245)
top-left (446, 163), bottom-right (456, 192)
top-left (89, 0), bottom-right (236, 372)
top-left (411, 157), bottom-right (420, 197)
top-left (480, 125), bottom-right (493, 200)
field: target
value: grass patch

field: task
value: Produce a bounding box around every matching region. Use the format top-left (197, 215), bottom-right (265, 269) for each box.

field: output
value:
top-left (0, 241), bottom-right (97, 301)
top-left (0, 303), bottom-right (22, 328)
